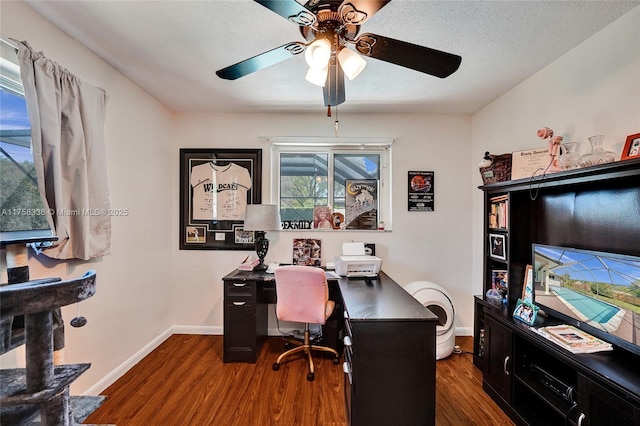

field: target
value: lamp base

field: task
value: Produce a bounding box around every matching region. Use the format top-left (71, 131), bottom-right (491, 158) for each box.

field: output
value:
top-left (254, 263), bottom-right (268, 272)
top-left (254, 231), bottom-right (269, 272)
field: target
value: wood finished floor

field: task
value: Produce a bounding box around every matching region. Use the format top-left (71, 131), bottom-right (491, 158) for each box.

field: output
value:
top-left (85, 335), bottom-right (513, 426)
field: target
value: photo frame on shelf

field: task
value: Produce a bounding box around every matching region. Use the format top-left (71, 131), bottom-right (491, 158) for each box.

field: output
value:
top-left (513, 298), bottom-right (539, 326)
top-left (621, 133), bottom-right (640, 160)
top-left (179, 148), bottom-right (262, 250)
top-left (489, 233), bottom-right (507, 261)
top-left (491, 269), bottom-right (508, 295)
top-left (522, 264), bottom-right (533, 303)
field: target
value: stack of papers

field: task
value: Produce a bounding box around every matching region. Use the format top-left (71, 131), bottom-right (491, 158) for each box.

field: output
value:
top-left (533, 324), bottom-right (613, 354)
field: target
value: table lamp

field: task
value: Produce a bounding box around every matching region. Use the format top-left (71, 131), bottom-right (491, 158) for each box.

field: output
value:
top-left (243, 204), bottom-right (281, 271)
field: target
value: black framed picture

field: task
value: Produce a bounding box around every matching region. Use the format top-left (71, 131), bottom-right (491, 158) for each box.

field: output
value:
top-left (489, 233), bottom-right (507, 261)
top-left (179, 148), bottom-right (262, 250)
top-left (408, 171), bottom-right (434, 211)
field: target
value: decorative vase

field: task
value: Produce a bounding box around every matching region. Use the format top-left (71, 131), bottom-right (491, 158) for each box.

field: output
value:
top-left (557, 142), bottom-right (581, 170)
top-left (578, 135), bottom-right (615, 167)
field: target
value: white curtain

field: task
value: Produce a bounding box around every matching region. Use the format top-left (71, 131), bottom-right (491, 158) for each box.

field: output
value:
top-left (16, 40), bottom-right (111, 260)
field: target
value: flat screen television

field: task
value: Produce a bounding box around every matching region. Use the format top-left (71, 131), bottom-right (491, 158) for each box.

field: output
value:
top-left (532, 243), bottom-right (640, 356)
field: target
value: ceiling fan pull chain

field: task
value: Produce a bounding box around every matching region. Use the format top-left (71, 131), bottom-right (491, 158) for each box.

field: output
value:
top-left (334, 105), bottom-right (339, 137)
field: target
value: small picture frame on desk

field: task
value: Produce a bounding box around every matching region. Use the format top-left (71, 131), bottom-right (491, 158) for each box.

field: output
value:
top-left (621, 133), bottom-right (640, 160)
top-left (513, 298), bottom-right (539, 326)
top-left (489, 233), bottom-right (507, 261)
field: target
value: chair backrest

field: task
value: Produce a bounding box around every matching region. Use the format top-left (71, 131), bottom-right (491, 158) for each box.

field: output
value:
top-left (274, 265), bottom-right (329, 325)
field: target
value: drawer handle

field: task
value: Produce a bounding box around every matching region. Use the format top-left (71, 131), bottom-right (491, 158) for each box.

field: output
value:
top-left (233, 282), bottom-right (246, 287)
top-left (343, 336), bottom-right (352, 346)
top-left (577, 413), bottom-right (585, 426)
top-left (503, 356), bottom-right (510, 375)
top-left (233, 301), bottom-right (246, 306)
top-left (342, 362), bottom-right (351, 374)
top-left (343, 311), bottom-right (348, 319)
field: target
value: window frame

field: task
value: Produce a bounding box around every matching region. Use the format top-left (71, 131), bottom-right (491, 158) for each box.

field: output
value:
top-left (0, 39), bottom-right (52, 238)
top-left (269, 137), bottom-right (393, 231)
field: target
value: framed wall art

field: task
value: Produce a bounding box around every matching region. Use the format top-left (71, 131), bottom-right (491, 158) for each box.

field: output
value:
top-left (180, 148), bottom-right (262, 250)
top-left (408, 171), bottom-right (434, 211)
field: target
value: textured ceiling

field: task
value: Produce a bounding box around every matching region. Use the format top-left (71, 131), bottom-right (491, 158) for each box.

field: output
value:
top-left (22, 0), bottom-right (639, 115)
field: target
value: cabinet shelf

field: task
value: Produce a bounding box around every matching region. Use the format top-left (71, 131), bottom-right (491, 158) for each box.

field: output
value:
top-left (488, 227), bottom-right (508, 233)
top-left (474, 159), bottom-right (640, 426)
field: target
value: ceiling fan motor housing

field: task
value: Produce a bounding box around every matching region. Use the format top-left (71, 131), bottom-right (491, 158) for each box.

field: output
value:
top-left (300, 3), bottom-right (359, 49)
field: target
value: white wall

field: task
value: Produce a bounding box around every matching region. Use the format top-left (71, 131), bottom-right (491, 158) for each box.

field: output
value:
top-left (471, 7), bottom-right (640, 297)
top-left (0, 1), bottom-right (175, 394)
top-left (171, 113), bottom-right (473, 336)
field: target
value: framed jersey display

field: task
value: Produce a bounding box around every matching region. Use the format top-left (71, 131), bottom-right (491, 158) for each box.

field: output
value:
top-left (180, 148), bottom-right (262, 250)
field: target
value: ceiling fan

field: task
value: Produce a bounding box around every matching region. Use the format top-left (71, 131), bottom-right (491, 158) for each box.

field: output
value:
top-left (216, 0), bottom-right (462, 108)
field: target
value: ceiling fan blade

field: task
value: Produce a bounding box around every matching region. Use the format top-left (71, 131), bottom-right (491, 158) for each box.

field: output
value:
top-left (323, 61), bottom-right (345, 107)
top-left (355, 33), bottom-right (462, 78)
top-left (216, 43), bottom-right (305, 80)
top-left (338, 0), bottom-right (391, 25)
top-left (254, 0), bottom-right (316, 26)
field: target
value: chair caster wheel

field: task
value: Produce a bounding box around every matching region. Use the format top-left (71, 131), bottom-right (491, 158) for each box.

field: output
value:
top-left (272, 363), bottom-right (280, 371)
top-left (307, 372), bottom-right (315, 381)
top-left (332, 357), bottom-right (340, 365)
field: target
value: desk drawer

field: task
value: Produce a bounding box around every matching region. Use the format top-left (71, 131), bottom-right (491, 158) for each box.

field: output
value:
top-left (343, 311), bottom-right (353, 343)
top-left (225, 280), bottom-right (256, 298)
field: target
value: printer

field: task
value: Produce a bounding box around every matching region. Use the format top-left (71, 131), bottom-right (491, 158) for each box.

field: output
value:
top-left (334, 242), bottom-right (382, 277)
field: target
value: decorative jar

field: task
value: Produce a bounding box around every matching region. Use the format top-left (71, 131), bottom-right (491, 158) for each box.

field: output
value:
top-left (579, 135), bottom-right (615, 167)
top-left (557, 142), bottom-right (581, 170)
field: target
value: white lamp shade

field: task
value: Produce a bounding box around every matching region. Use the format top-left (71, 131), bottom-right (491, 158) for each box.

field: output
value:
top-left (243, 204), bottom-right (282, 231)
top-left (305, 38), bottom-right (332, 69)
top-left (338, 48), bottom-right (366, 80)
top-left (305, 66), bottom-right (328, 87)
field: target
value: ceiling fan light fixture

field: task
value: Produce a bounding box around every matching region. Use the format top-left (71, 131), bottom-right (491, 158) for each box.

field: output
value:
top-left (305, 38), bottom-right (332, 69)
top-left (305, 66), bottom-right (328, 87)
top-left (337, 47), bottom-right (366, 80)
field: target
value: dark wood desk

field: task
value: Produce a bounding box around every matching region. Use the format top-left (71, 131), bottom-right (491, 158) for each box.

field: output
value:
top-left (222, 269), bottom-right (438, 426)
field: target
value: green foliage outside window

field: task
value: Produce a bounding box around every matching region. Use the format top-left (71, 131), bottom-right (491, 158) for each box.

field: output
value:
top-left (0, 156), bottom-right (49, 231)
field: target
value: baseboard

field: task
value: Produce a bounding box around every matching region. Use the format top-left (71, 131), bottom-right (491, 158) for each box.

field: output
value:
top-left (172, 325), bottom-right (222, 335)
top-left (83, 327), bottom-right (173, 395)
top-left (456, 326), bottom-right (473, 336)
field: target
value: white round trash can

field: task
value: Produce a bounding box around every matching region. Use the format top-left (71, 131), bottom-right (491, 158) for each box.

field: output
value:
top-left (403, 281), bottom-right (456, 360)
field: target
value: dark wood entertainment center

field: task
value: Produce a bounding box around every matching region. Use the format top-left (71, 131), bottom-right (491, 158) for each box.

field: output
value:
top-left (473, 158), bottom-right (640, 426)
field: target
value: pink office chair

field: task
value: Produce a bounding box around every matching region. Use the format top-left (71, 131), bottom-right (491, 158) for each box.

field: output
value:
top-left (271, 265), bottom-right (340, 381)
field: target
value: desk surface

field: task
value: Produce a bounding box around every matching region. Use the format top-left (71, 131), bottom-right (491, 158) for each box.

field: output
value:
top-left (222, 269), bottom-right (275, 282)
top-left (222, 269), bottom-right (438, 323)
top-left (338, 273), bottom-right (438, 322)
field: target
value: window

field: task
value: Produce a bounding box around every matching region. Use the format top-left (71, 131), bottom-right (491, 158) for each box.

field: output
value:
top-left (0, 40), bottom-right (51, 234)
top-left (270, 137), bottom-right (392, 230)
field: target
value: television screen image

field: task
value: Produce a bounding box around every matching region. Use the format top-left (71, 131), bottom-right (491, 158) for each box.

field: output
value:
top-left (532, 244), bottom-right (640, 355)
